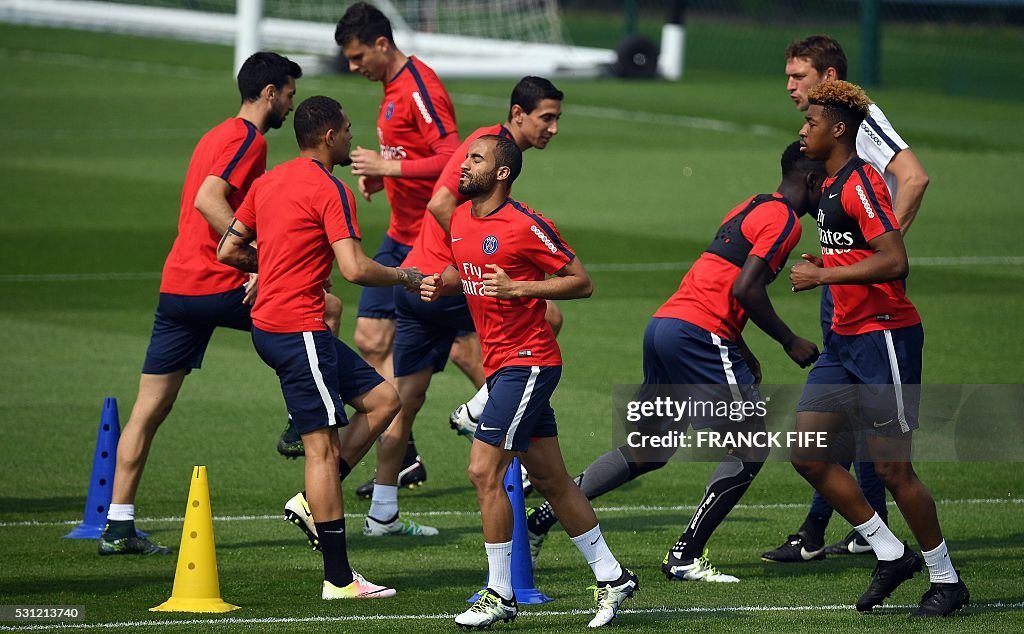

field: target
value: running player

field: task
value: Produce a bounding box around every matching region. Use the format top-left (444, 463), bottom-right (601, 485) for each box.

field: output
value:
top-left (526, 142), bottom-right (823, 581)
top-left (421, 135), bottom-right (637, 629)
top-left (788, 80), bottom-right (968, 617)
top-left (98, 52), bottom-right (303, 556)
top-left (218, 95), bottom-right (422, 599)
top-left (763, 34), bottom-right (932, 561)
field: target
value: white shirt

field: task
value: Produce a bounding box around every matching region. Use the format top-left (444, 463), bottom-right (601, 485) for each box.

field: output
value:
top-left (856, 103), bottom-right (909, 201)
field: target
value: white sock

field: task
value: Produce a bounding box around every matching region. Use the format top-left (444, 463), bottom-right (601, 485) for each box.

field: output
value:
top-left (467, 385), bottom-right (489, 420)
top-left (854, 513), bottom-right (905, 561)
top-left (570, 524), bottom-right (622, 582)
top-left (922, 540), bottom-right (958, 583)
top-left (485, 541), bottom-right (513, 600)
top-left (107, 503), bottom-right (134, 522)
top-left (368, 484), bottom-right (398, 522)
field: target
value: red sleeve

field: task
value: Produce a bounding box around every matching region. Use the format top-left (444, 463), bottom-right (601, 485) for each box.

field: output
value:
top-left (320, 179), bottom-right (361, 243)
top-left (517, 210), bottom-right (575, 275)
top-left (742, 201), bottom-right (803, 274)
top-left (843, 165), bottom-right (900, 242)
top-left (408, 63), bottom-right (458, 146)
top-left (210, 124), bottom-right (267, 191)
top-left (234, 183), bottom-right (258, 230)
top-left (400, 133), bottom-right (460, 178)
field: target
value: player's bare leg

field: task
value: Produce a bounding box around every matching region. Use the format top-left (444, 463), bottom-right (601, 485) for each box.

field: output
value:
top-left (338, 381), bottom-right (401, 469)
top-left (448, 332), bottom-right (485, 388)
top-left (324, 292), bottom-right (343, 337)
top-left (354, 317), bottom-right (395, 382)
top-left (303, 427), bottom-right (344, 522)
top-left (867, 435), bottom-right (943, 550)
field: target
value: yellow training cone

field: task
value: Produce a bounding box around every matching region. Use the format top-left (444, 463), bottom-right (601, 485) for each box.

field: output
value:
top-left (151, 466), bottom-right (239, 613)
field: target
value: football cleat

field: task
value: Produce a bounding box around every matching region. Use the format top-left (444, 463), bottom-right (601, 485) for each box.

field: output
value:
top-left (98, 532), bottom-right (171, 556)
top-left (276, 419), bottom-right (304, 458)
top-left (449, 403), bottom-right (479, 438)
top-left (355, 456), bottom-right (428, 499)
top-left (587, 568), bottom-right (639, 628)
top-left (322, 572), bottom-right (396, 599)
top-left (284, 491), bottom-right (319, 551)
top-left (760, 534), bottom-right (826, 563)
top-left (363, 514), bottom-right (438, 537)
top-left (913, 575), bottom-right (969, 617)
top-left (856, 544), bottom-right (924, 612)
top-left (825, 529), bottom-right (874, 555)
top-left (663, 548), bottom-right (739, 582)
top-left (455, 588), bottom-right (517, 629)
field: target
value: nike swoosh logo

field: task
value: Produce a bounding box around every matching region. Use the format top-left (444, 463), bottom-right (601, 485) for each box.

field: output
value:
top-left (590, 537), bottom-right (600, 545)
top-left (800, 546), bottom-right (824, 560)
top-left (873, 420), bottom-right (893, 428)
top-left (451, 237), bottom-right (464, 242)
top-left (829, 193), bottom-right (840, 198)
top-left (479, 424), bottom-right (500, 431)
top-left (321, 530), bottom-right (345, 534)
top-left (867, 528), bottom-right (880, 537)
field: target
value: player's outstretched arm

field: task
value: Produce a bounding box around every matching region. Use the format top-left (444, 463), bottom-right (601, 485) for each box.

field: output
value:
top-left (733, 255), bottom-right (818, 368)
top-left (217, 218), bottom-right (258, 273)
top-left (426, 186), bottom-right (459, 233)
top-left (194, 175), bottom-right (237, 236)
top-left (483, 258), bottom-right (592, 301)
top-left (790, 231), bottom-right (908, 291)
top-left (886, 148), bottom-right (929, 236)
top-left (332, 237), bottom-right (423, 290)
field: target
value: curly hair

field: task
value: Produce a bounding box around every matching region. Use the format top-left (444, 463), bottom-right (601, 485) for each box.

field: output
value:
top-left (808, 80), bottom-right (871, 129)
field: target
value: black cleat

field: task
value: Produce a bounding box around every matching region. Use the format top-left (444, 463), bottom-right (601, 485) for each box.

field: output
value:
top-left (913, 575), bottom-right (969, 617)
top-left (355, 456), bottom-right (428, 499)
top-left (760, 534), bottom-right (826, 563)
top-left (856, 544), bottom-right (923, 612)
top-left (825, 529), bottom-right (874, 555)
top-left (276, 420), bottom-right (304, 459)
top-left (98, 533), bottom-right (171, 556)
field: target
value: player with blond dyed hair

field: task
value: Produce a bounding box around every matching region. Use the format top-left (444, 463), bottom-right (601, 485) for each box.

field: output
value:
top-left (788, 80), bottom-right (968, 617)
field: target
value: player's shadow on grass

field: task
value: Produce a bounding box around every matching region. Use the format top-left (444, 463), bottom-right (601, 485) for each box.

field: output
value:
top-left (0, 496), bottom-right (84, 517)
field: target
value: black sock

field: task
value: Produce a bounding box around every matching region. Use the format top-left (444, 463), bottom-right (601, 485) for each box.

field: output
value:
top-left (315, 518), bottom-right (353, 587)
top-left (402, 434), bottom-right (418, 466)
top-left (337, 458), bottom-right (352, 481)
top-left (672, 456), bottom-right (763, 561)
top-left (798, 513), bottom-right (830, 547)
top-left (103, 519), bottom-right (135, 539)
top-left (527, 502), bottom-right (559, 535)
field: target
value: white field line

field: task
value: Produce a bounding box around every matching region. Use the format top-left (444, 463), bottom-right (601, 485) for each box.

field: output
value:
top-left (1, 602), bottom-right (1022, 631)
top-left (2, 498), bottom-right (1020, 530)
top-left (2, 256), bottom-right (1022, 283)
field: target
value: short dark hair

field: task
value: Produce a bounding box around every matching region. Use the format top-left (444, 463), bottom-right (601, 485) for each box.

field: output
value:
top-left (237, 52), bottom-right (302, 103)
top-left (480, 134), bottom-right (523, 185)
top-left (335, 2), bottom-right (394, 47)
top-left (785, 34), bottom-right (848, 81)
top-left (294, 96), bottom-right (344, 150)
top-left (808, 80), bottom-right (871, 131)
top-left (781, 141), bottom-right (826, 180)
top-left (508, 76), bottom-right (564, 119)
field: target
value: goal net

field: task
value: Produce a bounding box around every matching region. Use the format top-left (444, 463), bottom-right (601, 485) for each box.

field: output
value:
top-left (0, 0), bottom-right (615, 78)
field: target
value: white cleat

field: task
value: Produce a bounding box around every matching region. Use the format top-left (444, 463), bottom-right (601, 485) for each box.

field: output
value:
top-left (588, 568), bottom-right (639, 628)
top-left (363, 514), bottom-right (439, 537)
top-left (322, 572), bottom-right (396, 599)
top-left (449, 403), bottom-right (478, 437)
top-left (455, 588), bottom-right (517, 629)
top-left (283, 491), bottom-right (319, 550)
top-left (662, 548), bottom-right (739, 582)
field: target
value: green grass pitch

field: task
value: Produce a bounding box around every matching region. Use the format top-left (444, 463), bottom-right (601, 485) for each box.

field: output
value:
top-left (1, 24), bottom-right (1022, 633)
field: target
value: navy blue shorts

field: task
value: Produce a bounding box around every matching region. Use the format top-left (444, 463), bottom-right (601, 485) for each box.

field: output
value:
top-left (357, 234), bottom-right (412, 319)
top-left (475, 366), bottom-right (561, 452)
top-left (393, 290), bottom-right (476, 377)
top-left (142, 287), bottom-right (252, 375)
top-left (641, 317), bottom-right (760, 430)
top-left (798, 324), bottom-right (923, 436)
top-left (251, 327), bottom-right (385, 435)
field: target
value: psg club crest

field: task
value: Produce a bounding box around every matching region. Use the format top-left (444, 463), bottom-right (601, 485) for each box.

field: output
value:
top-left (482, 235), bottom-right (499, 255)
top-left (385, 102), bottom-right (394, 120)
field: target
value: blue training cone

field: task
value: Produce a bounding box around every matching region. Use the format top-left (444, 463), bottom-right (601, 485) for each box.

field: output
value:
top-left (469, 458), bottom-right (552, 604)
top-left (65, 397), bottom-right (121, 539)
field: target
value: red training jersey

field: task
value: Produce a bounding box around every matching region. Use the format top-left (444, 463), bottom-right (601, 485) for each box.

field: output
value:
top-left (161, 117), bottom-right (266, 295)
top-left (234, 158), bottom-right (361, 333)
top-left (378, 57), bottom-right (458, 245)
top-left (816, 157), bottom-right (920, 335)
top-left (403, 124), bottom-right (512, 274)
top-left (449, 198), bottom-right (574, 375)
top-left (654, 193), bottom-right (802, 342)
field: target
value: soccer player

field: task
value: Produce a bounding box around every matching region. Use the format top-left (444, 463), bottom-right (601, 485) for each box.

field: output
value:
top-left (218, 95), bottom-right (423, 599)
top-left (763, 34), bottom-right (932, 562)
top-left (421, 135), bottom-right (637, 629)
top-left (355, 76), bottom-right (566, 539)
top-left (526, 142), bottom-right (824, 581)
top-left (98, 52), bottom-right (303, 556)
top-left (788, 80), bottom-right (968, 616)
